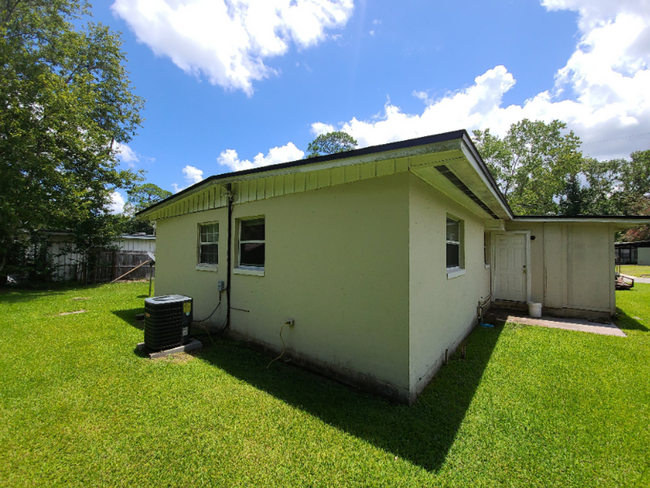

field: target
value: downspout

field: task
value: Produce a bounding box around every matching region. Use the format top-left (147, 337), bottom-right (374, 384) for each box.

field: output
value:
top-left (225, 183), bottom-right (234, 330)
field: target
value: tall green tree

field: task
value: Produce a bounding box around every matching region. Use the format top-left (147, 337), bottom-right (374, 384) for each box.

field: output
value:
top-left (0, 0), bottom-right (144, 275)
top-left (306, 131), bottom-right (358, 158)
top-left (125, 183), bottom-right (173, 213)
top-left (473, 120), bottom-right (583, 215)
top-left (560, 150), bottom-right (650, 218)
top-left (615, 149), bottom-right (650, 214)
top-left (122, 183), bottom-right (172, 234)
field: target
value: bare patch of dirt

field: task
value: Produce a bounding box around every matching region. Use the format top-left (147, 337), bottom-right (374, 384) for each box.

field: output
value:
top-left (153, 352), bottom-right (194, 364)
top-left (58, 310), bottom-right (87, 316)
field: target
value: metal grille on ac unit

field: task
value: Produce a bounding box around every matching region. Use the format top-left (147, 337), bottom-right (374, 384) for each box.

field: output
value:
top-left (144, 295), bottom-right (193, 351)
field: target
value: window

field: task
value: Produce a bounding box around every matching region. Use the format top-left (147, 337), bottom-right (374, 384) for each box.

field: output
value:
top-left (446, 217), bottom-right (464, 278)
top-left (239, 218), bottom-right (265, 269)
top-left (198, 223), bottom-right (218, 267)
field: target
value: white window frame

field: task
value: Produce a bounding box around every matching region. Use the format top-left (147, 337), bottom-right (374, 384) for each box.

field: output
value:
top-left (196, 222), bottom-right (219, 271)
top-left (234, 217), bottom-right (265, 276)
top-left (446, 216), bottom-right (465, 279)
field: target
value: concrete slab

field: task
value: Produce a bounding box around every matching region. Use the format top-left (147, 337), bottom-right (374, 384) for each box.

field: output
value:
top-left (497, 314), bottom-right (627, 337)
top-left (621, 274), bottom-right (650, 284)
top-left (136, 338), bottom-right (203, 358)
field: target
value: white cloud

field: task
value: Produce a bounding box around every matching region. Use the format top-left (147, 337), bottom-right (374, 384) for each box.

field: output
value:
top-left (320, 66), bottom-right (518, 148)
top-left (312, 1), bottom-right (650, 160)
top-left (172, 165), bottom-right (204, 192)
top-left (310, 122), bottom-right (336, 136)
top-left (541, 0), bottom-right (650, 31)
top-left (107, 191), bottom-right (126, 214)
top-left (111, 0), bottom-right (354, 96)
top-left (217, 142), bottom-right (304, 171)
top-left (183, 165), bottom-right (204, 184)
top-left (115, 142), bottom-right (139, 164)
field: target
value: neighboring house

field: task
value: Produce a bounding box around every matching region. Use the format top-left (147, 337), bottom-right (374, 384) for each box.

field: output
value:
top-left (138, 130), bottom-right (647, 404)
top-left (44, 232), bottom-right (156, 281)
top-left (615, 241), bottom-right (650, 265)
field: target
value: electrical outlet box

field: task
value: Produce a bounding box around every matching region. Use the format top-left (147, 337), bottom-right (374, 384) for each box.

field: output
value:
top-left (218, 281), bottom-right (226, 292)
top-left (285, 318), bottom-right (295, 326)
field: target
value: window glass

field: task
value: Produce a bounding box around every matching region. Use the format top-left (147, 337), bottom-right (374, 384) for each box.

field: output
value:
top-left (446, 218), bottom-right (459, 242)
top-left (239, 218), bottom-right (265, 268)
top-left (241, 219), bottom-right (265, 241)
top-left (199, 223), bottom-right (218, 265)
top-left (446, 217), bottom-right (462, 270)
top-left (240, 242), bottom-right (265, 267)
top-left (447, 243), bottom-right (460, 268)
top-left (200, 244), bottom-right (218, 264)
top-left (200, 224), bottom-right (218, 243)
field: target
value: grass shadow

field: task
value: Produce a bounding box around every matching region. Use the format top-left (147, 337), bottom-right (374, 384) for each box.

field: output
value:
top-left (0, 282), bottom-right (74, 303)
top-left (132, 345), bottom-right (149, 358)
top-left (0, 282), bottom-right (110, 304)
top-left (196, 324), bottom-right (503, 472)
top-left (615, 308), bottom-right (649, 332)
top-left (0, 289), bottom-right (67, 304)
top-left (113, 308), bottom-right (145, 330)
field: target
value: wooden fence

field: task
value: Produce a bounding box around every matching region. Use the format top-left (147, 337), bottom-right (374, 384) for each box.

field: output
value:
top-left (57, 250), bottom-right (154, 283)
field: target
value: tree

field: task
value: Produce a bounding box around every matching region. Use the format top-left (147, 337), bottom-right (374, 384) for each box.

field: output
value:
top-left (0, 0), bottom-right (144, 276)
top-left (620, 198), bottom-right (650, 242)
top-left (614, 149), bottom-right (650, 214)
top-left (611, 149), bottom-right (650, 241)
top-left (560, 150), bottom-right (650, 218)
top-left (122, 183), bottom-right (172, 234)
top-left (473, 120), bottom-right (583, 215)
top-left (306, 131), bottom-right (357, 158)
top-left (125, 183), bottom-right (173, 213)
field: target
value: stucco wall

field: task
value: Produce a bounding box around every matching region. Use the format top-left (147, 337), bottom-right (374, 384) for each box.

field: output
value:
top-left (408, 174), bottom-right (491, 398)
top-left (156, 174), bottom-right (411, 399)
top-left (156, 207), bottom-right (230, 325)
top-left (505, 221), bottom-right (616, 317)
top-left (228, 173), bottom-right (410, 398)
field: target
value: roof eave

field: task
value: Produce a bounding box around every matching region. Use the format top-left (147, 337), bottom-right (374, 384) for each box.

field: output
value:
top-left (137, 130), bottom-right (484, 219)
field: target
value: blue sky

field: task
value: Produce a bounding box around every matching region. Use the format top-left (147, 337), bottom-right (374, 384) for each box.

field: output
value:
top-left (94, 1), bottom-right (650, 211)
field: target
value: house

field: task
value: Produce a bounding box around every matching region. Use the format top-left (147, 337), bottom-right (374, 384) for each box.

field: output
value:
top-left (138, 130), bottom-right (647, 404)
top-left (615, 240), bottom-right (650, 265)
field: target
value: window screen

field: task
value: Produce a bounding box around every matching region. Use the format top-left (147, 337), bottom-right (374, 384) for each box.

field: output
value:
top-left (199, 223), bottom-right (218, 265)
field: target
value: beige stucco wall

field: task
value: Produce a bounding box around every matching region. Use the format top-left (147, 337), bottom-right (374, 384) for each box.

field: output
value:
top-left (156, 207), bottom-right (230, 325)
top-left (504, 221), bottom-right (616, 317)
top-left (156, 173), bottom-right (411, 399)
top-left (228, 173), bottom-right (411, 398)
top-left (408, 174), bottom-right (491, 398)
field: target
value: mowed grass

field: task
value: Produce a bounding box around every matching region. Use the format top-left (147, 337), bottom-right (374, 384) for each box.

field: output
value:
top-left (1, 282), bottom-right (649, 487)
top-left (619, 264), bottom-right (650, 277)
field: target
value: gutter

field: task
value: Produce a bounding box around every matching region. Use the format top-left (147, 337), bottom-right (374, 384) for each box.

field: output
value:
top-left (511, 215), bottom-right (650, 224)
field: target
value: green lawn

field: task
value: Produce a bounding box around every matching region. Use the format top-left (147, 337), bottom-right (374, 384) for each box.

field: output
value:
top-left (619, 265), bottom-right (650, 277)
top-left (1, 282), bottom-right (649, 487)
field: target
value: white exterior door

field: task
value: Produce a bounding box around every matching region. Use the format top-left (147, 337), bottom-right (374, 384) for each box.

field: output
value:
top-left (493, 233), bottom-right (528, 302)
